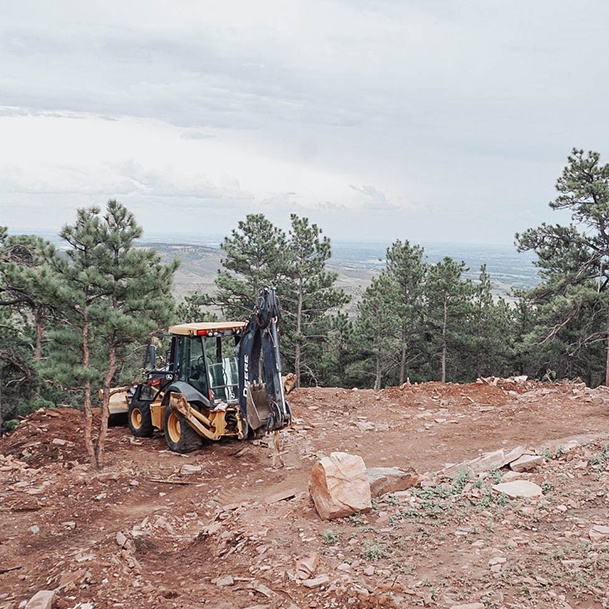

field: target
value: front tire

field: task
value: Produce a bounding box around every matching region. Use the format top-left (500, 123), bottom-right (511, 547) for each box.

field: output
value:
top-left (128, 399), bottom-right (153, 437)
top-left (163, 400), bottom-right (203, 453)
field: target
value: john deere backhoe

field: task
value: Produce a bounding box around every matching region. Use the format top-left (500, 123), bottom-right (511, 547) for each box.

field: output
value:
top-left (124, 288), bottom-right (291, 452)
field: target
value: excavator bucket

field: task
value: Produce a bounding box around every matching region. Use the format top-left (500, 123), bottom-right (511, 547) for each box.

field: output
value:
top-left (238, 288), bottom-right (291, 433)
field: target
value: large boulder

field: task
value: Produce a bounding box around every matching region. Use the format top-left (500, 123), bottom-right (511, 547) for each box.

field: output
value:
top-left (309, 452), bottom-right (372, 520)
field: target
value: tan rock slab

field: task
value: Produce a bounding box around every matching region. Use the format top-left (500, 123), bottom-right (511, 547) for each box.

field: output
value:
top-left (492, 480), bottom-right (543, 498)
top-left (367, 467), bottom-right (419, 497)
top-left (589, 525), bottom-right (609, 542)
top-left (25, 591), bottom-right (56, 609)
top-left (302, 574), bottom-right (330, 588)
top-left (510, 454), bottom-right (544, 472)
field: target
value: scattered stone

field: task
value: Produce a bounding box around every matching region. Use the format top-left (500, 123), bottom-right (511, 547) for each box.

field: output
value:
top-left (264, 489), bottom-right (298, 504)
top-left (309, 452), bottom-right (372, 520)
top-left (296, 552), bottom-right (319, 579)
top-left (450, 604), bottom-right (485, 609)
top-left (302, 575), bottom-right (330, 588)
top-left (51, 438), bottom-right (67, 446)
top-left (589, 525), bottom-right (609, 542)
top-left (510, 454), bottom-right (544, 472)
top-left (180, 464), bottom-right (202, 475)
top-left (367, 467), bottom-right (419, 497)
top-left (251, 582), bottom-right (274, 597)
top-left (214, 575), bottom-right (235, 587)
top-left (363, 566), bottom-right (375, 576)
top-left (28, 526), bottom-right (40, 535)
top-left (115, 532), bottom-right (128, 548)
top-left (503, 445), bottom-right (527, 463)
top-left (24, 590), bottom-right (55, 609)
top-left (492, 480), bottom-right (543, 498)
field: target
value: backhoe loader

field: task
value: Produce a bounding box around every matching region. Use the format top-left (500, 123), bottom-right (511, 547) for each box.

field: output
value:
top-left (124, 287), bottom-right (291, 452)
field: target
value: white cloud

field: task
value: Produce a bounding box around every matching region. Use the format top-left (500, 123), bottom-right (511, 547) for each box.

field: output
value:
top-left (2, 1), bottom-right (609, 244)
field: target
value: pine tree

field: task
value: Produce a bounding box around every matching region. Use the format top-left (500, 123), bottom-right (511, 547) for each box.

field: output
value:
top-left (214, 214), bottom-right (288, 319)
top-left (424, 257), bottom-right (474, 382)
top-left (517, 148), bottom-right (609, 385)
top-left (282, 214), bottom-right (350, 387)
top-left (385, 240), bottom-right (427, 384)
top-left (466, 265), bottom-right (513, 379)
top-left (57, 200), bottom-right (178, 468)
top-left (350, 272), bottom-right (400, 389)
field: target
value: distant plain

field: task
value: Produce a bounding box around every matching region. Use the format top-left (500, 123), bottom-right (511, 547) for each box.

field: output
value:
top-left (142, 235), bottom-right (540, 307)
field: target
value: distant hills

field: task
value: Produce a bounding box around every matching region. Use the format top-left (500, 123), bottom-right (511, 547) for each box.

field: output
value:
top-left (147, 238), bottom-right (540, 304)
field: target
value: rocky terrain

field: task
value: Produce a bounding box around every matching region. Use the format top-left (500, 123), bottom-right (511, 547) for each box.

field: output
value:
top-left (2, 380), bottom-right (609, 609)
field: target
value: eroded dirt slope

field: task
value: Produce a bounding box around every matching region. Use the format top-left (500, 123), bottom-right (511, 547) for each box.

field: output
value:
top-left (2, 380), bottom-right (609, 609)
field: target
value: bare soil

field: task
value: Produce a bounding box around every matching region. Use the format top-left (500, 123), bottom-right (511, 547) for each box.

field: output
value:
top-left (2, 380), bottom-right (609, 609)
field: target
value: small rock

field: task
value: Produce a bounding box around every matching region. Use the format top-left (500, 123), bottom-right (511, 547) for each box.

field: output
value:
top-left (25, 590), bottom-right (56, 609)
top-left (589, 525), bottom-right (609, 542)
top-left (492, 480), bottom-right (543, 498)
top-left (302, 575), bottom-right (330, 588)
top-left (215, 575), bottom-right (234, 587)
top-left (115, 532), bottom-right (128, 548)
top-left (367, 467), bottom-right (419, 497)
top-left (296, 552), bottom-right (319, 579)
top-left (363, 566), bottom-right (375, 576)
top-left (450, 604), bottom-right (485, 609)
top-left (180, 464), bottom-right (202, 475)
top-left (510, 454), bottom-right (544, 472)
top-left (51, 438), bottom-right (67, 446)
top-left (28, 526), bottom-right (40, 535)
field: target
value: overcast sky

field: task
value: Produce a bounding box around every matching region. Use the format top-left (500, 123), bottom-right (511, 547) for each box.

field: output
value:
top-left (0, 0), bottom-right (606, 245)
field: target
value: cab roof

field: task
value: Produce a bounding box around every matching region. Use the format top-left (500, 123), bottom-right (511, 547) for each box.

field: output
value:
top-left (168, 321), bottom-right (247, 336)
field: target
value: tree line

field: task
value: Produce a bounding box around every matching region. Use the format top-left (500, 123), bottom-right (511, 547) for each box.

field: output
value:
top-left (2, 148), bottom-right (609, 464)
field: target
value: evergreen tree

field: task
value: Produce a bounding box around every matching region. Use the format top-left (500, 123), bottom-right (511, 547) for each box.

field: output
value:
top-left (0, 228), bottom-right (65, 421)
top-left (214, 214), bottom-right (288, 319)
top-left (56, 200), bottom-right (178, 468)
top-left (0, 231), bottom-right (62, 360)
top-left (350, 272), bottom-right (400, 389)
top-left (318, 311), bottom-right (354, 387)
top-left (175, 293), bottom-right (218, 324)
top-left (424, 257), bottom-right (473, 382)
top-left (385, 240), bottom-right (427, 384)
top-left (282, 214), bottom-right (350, 387)
top-left (517, 148), bottom-right (609, 385)
top-left (466, 265), bottom-right (513, 378)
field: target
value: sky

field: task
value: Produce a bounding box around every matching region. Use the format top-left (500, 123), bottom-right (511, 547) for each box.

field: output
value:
top-left (0, 0), bottom-right (606, 245)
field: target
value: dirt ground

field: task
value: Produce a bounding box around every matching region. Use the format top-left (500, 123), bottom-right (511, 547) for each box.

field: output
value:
top-left (3, 379), bottom-right (609, 609)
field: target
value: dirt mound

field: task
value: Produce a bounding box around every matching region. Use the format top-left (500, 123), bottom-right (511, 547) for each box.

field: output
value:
top-left (1, 381), bottom-right (609, 609)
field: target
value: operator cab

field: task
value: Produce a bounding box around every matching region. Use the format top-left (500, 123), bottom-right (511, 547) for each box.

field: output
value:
top-left (168, 322), bottom-right (246, 406)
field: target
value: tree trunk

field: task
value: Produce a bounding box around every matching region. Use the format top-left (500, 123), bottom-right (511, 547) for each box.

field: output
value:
top-left (81, 310), bottom-right (96, 467)
top-left (294, 280), bottom-right (303, 388)
top-left (441, 293), bottom-right (448, 383)
top-left (605, 303), bottom-right (609, 386)
top-left (34, 309), bottom-right (43, 361)
top-left (374, 351), bottom-right (382, 391)
top-left (95, 342), bottom-right (116, 469)
top-left (399, 322), bottom-right (407, 385)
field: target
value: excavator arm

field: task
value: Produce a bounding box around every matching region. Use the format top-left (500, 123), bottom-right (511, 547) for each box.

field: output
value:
top-left (238, 287), bottom-right (292, 433)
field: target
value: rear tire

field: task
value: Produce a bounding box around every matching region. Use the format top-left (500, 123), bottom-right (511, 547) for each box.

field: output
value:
top-left (163, 400), bottom-right (203, 453)
top-left (128, 399), bottom-right (153, 437)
